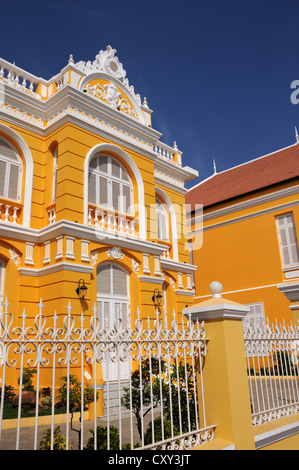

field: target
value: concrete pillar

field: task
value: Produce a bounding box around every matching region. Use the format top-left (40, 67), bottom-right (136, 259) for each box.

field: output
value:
top-left (183, 281), bottom-right (255, 450)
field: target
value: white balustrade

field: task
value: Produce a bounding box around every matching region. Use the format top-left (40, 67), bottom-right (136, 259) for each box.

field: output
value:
top-left (48, 208), bottom-right (56, 225)
top-left (0, 59), bottom-right (40, 99)
top-left (88, 207), bottom-right (138, 237)
top-left (0, 203), bottom-right (20, 224)
top-left (153, 141), bottom-right (182, 167)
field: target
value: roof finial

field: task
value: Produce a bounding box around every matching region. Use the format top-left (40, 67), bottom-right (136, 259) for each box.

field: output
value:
top-left (213, 159), bottom-right (217, 175)
top-left (295, 127), bottom-right (299, 144)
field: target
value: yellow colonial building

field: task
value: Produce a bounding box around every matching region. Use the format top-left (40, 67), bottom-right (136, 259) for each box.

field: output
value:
top-left (186, 143), bottom-right (299, 328)
top-left (0, 46), bottom-right (198, 387)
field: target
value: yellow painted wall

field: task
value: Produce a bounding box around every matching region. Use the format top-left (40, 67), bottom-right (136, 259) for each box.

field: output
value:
top-left (190, 181), bottom-right (299, 324)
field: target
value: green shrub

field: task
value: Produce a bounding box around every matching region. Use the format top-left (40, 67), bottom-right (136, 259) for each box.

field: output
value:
top-left (39, 426), bottom-right (73, 450)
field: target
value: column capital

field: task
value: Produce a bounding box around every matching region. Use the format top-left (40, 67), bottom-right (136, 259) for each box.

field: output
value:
top-left (183, 281), bottom-right (249, 321)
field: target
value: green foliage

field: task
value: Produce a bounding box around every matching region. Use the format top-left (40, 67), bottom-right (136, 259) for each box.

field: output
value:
top-left (85, 425), bottom-right (120, 450)
top-left (56, 375), bottom-right (97, 412)
top-left (85, 425), bottom-right (139, 450)
top-left (3, 385), bottom-right (16, 406)
top-left (122, 358), bottom-right (197, 444)
top-left (39, 426), bottom-right (73, 450)
top-left (163, 362), bottom-right (197, 433)
top-left (18, 368), bottom-right (36, 392)
top-left (145, 417), bottom-right (178, 445)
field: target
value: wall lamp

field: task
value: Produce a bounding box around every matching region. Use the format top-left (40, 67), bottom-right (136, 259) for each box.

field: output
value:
top-left (152, 288), bottom-right (163, 306)
top-left (76, 279), bottom-right (88, 299)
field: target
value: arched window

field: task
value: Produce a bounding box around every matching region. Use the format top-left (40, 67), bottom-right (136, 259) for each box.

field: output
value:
top-left (52, 146), bottom-right (58, 204)
top-left (0, 137), bottom-right (22, 202)
top-left (156, 196), bottom-right (169, 241)
top-left (88, 155), bottom-right (133, 215)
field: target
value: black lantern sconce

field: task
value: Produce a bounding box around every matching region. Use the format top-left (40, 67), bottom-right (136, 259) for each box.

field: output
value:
top-left (76, 279), bottom-right (88, 299)
top-left (152, 288), bottom-right (163, 306)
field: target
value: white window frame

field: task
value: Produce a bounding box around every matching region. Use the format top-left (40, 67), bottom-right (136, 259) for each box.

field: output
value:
top-left (96, 262), bottom-right (131, 380)
top-left (243, 302), bottom-right (266, 332)
top-left (276, 213), bottom-right (299, 269)
top-left (0, 136), bottom-right (22, 202)
top-left (156, 196), bottom-right (169, 242)
top-left (88, 154), bottom-right (133, 215)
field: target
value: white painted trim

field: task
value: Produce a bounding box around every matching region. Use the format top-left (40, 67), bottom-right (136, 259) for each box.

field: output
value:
top-left (0, 123), bottom-right (33, 227)
top-left (138, 275), bottom-right (164, 284)
top-left (84, 143), bottom-right (146, 239)
top-left (174, 289), bottom-right (196, 296)
top-left (277, 281), bottom-right (299, 302)
top-left (190, 200), bottom-right (299, 234)
top-left (160, 258), bottom-right (197, 273)
top-left (79, 72), bottom-right (146, 125)
top-left (197, 184), bottom-right (299, 222)
top-left (255, 420), bottom-right (299, 449)
top-left (183, 303), bottom-right (250, 321)
top-left (155, 186), bottom-right (179, 261)
top-left (194, 283), bottom-right (281, 300)
top-left (18, 262), bottom-right (94, 277)
top-left (0, 219), bottom-right (167, 256)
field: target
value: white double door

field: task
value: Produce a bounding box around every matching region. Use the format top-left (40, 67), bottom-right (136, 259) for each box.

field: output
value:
top-left (97, 263), bottom-right (131, 381)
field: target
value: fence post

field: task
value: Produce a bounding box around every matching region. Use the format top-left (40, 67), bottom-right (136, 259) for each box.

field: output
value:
top-left (183, 281), bottom-right (255, 450)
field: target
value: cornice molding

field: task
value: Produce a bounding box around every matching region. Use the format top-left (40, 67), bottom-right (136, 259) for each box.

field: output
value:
top-left (0, 219), bottom-right (168, 256)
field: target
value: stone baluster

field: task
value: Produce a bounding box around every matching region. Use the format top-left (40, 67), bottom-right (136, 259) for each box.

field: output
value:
top-left (4, 205), bottom-right (10, 222)
top-left (88, 207), bottom-right (93, 225)
top-left (99, 211), bottom-right (106, 230)
top-left (94, 209), bottom-right (100, 226)
top-left (12, 207), bottom-right (19, 224)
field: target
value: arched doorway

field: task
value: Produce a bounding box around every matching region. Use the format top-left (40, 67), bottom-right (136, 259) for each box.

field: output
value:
top-left (97, 262), bottom-right (130, 381)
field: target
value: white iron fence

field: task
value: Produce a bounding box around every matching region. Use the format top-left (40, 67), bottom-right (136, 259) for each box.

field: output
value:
top-left (0, 298), bottom-right (215, 450)
top-left (244, 320), bottom-right (299, 426)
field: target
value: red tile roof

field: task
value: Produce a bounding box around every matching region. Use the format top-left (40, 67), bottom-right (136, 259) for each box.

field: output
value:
top-left (186, 144), bottom-right (299, 209)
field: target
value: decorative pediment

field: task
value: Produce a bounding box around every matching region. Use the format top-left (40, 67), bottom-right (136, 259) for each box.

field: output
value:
top-left (75, 46), bottom-right (142, 106)
top-left (83, 80), bottom-right (139, 120)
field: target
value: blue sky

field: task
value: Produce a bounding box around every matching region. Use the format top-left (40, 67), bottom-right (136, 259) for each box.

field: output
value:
top-left (2, 0), bottom-right (299, 187)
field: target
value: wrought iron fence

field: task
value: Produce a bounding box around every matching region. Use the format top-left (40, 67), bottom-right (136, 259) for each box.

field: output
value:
top-left (0, 298), bottom-right (214, 450)
top-left (244, 320), bottom-right (299, 426)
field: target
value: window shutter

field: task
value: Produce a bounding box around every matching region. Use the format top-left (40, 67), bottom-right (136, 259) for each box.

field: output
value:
top-left (112, 265), bottom-right (127, 296)
top-left (0, 160), bottom-right (6, 197)
top-left (8, 164), bottom-right (20, 201)
top-left (123, 185), bottom-right (131, 214)
top-left (88, 172), bottom-right (97, 205)
top-left (98, 156), bottom-right (108, 174)
top-left (99, 176), bottom-right (108, 206)
top-left (112, 181), bottom-right (120, 212)
top-left (111, 158), bottom-right (121, 178)
top-left (276, 214), bottom-right (299, 267)
top-left (0, 139), bottom-right (18, 160)
top-left (97, 264), bottom-right (112, 294)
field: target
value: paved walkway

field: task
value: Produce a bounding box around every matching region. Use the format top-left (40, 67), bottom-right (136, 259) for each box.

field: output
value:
top-left (0, 414), bottom-right (143, 450)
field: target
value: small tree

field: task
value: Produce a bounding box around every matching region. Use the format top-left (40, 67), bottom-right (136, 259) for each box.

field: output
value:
top-left (56, 374), bottom-right (96, 412)
top-left (122, 359), bottom-right (197, 444)
top-left (39, 426), bottom-right (73, 450)
top-left (121, 358), bottom-right (167, 443)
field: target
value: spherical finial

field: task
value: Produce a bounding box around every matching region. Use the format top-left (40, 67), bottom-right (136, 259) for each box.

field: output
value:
top-left (209, 281), bottom-right (223, 299)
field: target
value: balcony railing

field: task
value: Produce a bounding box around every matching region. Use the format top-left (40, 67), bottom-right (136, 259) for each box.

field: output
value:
top-left (88, 206), bottom-right (139, 238)
top-left (0, 203), bottom-right (21, 224)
